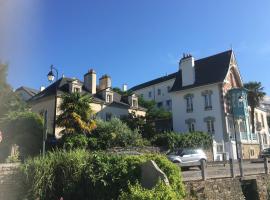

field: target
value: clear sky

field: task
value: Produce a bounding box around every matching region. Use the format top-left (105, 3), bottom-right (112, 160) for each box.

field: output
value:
top-left (1, 0), bottom-right (270, 94)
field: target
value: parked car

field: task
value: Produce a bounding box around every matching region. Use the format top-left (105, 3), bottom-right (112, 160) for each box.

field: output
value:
top-left (259, 148), bottom-right (270, 158)
top-left (167, 148), bottom-right (207, 169)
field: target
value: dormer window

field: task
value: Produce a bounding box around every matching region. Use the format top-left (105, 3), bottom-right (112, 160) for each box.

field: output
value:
top-left (132, 99), bottom-right (138, 107)
top-left (106, 94), bottom-right (113, 103)
top-left (73, 87), bottom-right (81, 93)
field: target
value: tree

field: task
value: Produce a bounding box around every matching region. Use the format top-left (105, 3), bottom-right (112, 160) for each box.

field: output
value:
top-left (244, 82), bottom-right (266, 133)
top-left (0, 111), bottom-right (43, 161)
top-left (56, 92), bottom-right (96, 135)
top-left (138, 97), bottom-right (172, 121)
top-left (0, 64), bottom-right (26, 118)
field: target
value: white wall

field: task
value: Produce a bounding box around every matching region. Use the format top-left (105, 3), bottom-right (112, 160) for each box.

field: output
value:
top-left (133, 78), bottom-right (175, 110)
top-left (171, 84), bottom-right (224, 143)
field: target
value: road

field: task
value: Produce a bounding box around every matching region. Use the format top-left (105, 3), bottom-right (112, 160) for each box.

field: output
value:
top-left (181, 160), bottom-right (266, 181)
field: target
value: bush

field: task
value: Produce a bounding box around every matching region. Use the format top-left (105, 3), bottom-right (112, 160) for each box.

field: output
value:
top-left (119, 182), bottom-right (178, 200)
top-left (60, 134), bottom-right (89, 150)
top-left (22, 150), bottom-right (185, 200)
top-left (152, 131), bottom-right (212, 150)
top-left (90, 118), bottom-right (145, 150)
top-left (0, 111), bottom-right (43, 161)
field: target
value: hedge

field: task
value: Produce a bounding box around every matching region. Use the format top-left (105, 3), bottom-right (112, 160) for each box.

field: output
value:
top-left (22, 150), bottom-right (185, 200)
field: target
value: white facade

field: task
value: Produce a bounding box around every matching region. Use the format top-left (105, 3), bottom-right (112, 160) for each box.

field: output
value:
top-left (133, 78), bottom-right (175, 111)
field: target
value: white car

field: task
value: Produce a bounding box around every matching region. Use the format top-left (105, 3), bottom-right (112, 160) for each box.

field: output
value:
top-left (167, 148), bottom-right (207, 169)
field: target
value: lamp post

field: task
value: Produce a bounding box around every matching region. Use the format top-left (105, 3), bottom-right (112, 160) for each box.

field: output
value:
top-left (47, 65), bottom-right (59, 137)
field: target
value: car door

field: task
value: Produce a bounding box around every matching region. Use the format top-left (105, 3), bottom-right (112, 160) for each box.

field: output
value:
top-left (180, 149), bottom-right (194, 163)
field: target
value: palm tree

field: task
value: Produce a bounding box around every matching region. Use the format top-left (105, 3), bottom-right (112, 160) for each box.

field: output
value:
top-left (56, 92), bottom-right (96, 135)
top-left (244, 82), bottom-right (266, 133)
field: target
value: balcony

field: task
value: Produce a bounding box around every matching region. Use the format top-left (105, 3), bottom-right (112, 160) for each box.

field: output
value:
top-left (240, 132), bottom-right (248, 140)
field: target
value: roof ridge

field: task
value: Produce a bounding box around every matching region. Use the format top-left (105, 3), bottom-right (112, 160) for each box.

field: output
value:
top-left (195, 49), bottom-right (232, 62)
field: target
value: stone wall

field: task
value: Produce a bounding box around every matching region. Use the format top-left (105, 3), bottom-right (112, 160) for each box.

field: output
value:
top-left (184, 178), bottom-right (245, 200)
top-left (0, 163), bottom-right (23, 200)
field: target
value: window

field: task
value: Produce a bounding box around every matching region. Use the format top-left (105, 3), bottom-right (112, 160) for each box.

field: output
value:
top-left (157, 89), bottom-right (161, 95)
top-left (185, 118), bottom-right (196, 132)
top-left (261, 114), bottom-right (265, 128)
top-left (148, 91), bottom-right (152, 98)
top-left (206, 120), bottom-right (215, 134)
top-left (132, 99), bottom-right (138, 107)
top-left (204, 117), bottom-right (215, 134)
top-left (106, 94), bottom-right (112, 103)
top-left (157, 102), bottom-right (163, 108)
top-left (74, 87), bottom-right (81, 93)
top-left (216, 144), bottom-right (223, 153)
top-left (202, 90), bottom-right (212, 110)
top-left (166, 100), bottom-right (172, 110)
top-left (106, 113), bottom-right (112, 121)
top-left (250, 149), bottom-right (255, 157)
top-left (167, 86), bottom-right (171, 92)
top-left (239, 121), bottom-right (247, 132)
top-left (184, 94), bottom-right (193, 112)
top-left (140, 94), bottom-right (144, 98)
top-left (188, 123), bottom-right (195, 132)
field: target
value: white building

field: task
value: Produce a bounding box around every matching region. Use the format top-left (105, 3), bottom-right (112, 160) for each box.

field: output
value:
top-left (131, 50), bottom-right (270, 160)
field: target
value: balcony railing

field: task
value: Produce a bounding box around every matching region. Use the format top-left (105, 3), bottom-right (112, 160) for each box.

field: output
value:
top-left (240, 132), bottom-right (248, 140)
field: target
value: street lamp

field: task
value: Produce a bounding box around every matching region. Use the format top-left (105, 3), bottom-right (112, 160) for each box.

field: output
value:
top-left (46, 65), bottom-right (59, 150)
top-left (47, 65), bottom-right (59, 82)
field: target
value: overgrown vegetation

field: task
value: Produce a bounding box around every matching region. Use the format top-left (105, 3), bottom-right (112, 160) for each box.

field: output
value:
top-left (151, 131), bottom-right (212, 150)
top-left (0, 111), bottom-right (43, 161)
top-left (22, 150), bottom-right (185, 200)
top-left (89, 118), bottom-right (146, 150)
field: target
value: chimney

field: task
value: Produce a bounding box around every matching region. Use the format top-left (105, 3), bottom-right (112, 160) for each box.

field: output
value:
top-left (99, 74), bottom-right (112, 90)
top-left (180, 53), bottom-right (195, 86)
top-left (40, 86), bottom-right (45, 91)
top-left (122, 84), bottom-right (128, 92)
top-left (84, 69), bottom-right (96, 94)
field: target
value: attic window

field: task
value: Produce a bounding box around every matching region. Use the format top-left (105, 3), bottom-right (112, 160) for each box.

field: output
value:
top-left (132, 99), bottom-right (138, 107)
top-left (106, 94), bottom-right (113, 103)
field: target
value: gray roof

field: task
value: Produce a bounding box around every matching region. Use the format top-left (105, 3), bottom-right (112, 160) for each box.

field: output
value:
top-left (130, 50), bottom-right (232, 92)
top-left (29, 77), bottom-right (146, 111)
top-left (16, 86), bottom-right (39, 97)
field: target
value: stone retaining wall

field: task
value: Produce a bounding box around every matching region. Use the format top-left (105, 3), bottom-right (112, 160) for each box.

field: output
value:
top-left (0, 163), bottom-right (23, 200)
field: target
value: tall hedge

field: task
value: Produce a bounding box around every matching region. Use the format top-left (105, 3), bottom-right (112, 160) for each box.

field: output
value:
top-left (22, 150), bottom-right (185, 200)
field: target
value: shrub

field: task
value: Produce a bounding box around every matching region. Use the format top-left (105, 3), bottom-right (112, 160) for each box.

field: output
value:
top-left (60, 134), bottom-right (89, 150)
top-left (119, 182), bottom-right (178, 200)
top-left (152, 131), bottom-right (212, 150)
top-left (90, 118), bottom-right (145, 150)
top-left (22, 150), bottom-right (185, 200)
top-left (0, 111), bottom-right (43, 161)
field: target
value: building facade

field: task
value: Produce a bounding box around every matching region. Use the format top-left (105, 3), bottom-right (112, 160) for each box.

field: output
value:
top-left (28, 70), bottom-right (146, 139)
top-left (131, 50), bottom-right (270, 160)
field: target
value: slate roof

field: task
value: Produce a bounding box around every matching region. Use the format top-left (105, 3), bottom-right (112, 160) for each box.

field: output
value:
top-left (29, 77), bottom-right (146, 110)
top-left (16, 86), bottom-right (39, 97)
top-left (171, 50), bottom-right (232, 92)
top-left (130, 50), bottom-right (232, 92)
top-left (130, 72), bottom-right (178, 91)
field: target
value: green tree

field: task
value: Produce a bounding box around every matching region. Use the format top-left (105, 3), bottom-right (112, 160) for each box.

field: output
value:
top-left (0, 64), bottom-right (26, 118)
top-left (0, 111), bottom-right (43, 161)
top-left (138, 97), bottom-right (172, 121)
top-left (244, 82), bottom-right (266, 133)
top-left (56, 92), bottom-right (96, 135)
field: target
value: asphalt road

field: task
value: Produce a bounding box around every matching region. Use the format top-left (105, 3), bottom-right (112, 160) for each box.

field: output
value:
top-left (181, 161), bottom-right (266, 181)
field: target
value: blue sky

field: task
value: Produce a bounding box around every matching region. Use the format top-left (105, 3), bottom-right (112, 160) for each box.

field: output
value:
top-left (1, 0), bottom-right (270, 94)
